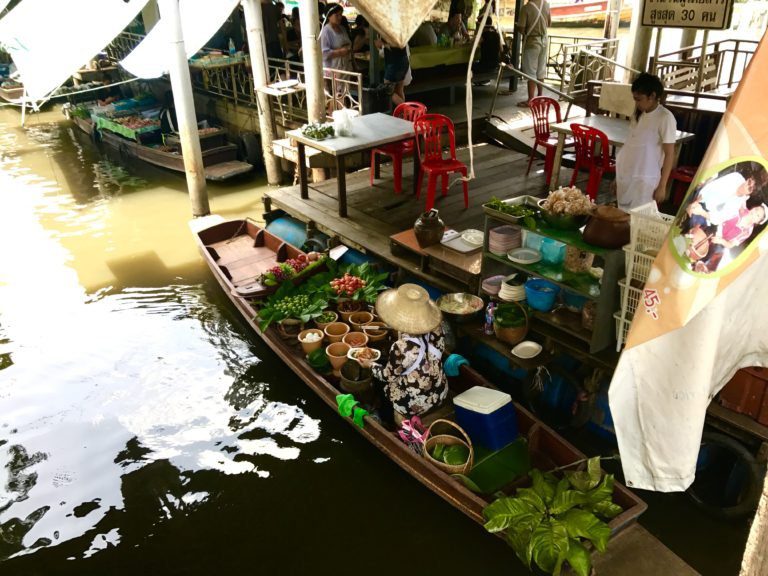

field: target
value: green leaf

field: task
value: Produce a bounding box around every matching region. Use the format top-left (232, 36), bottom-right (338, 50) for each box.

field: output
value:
top-left (442, 444), bottom-right (470, 466)
top-left (529, 519), bottom-right (570, 575)
top-left (584, 474), bottom-right (615, 506)
top-left (523, 215), bottom-right (537, 230)
top-left (531, 469), bottom-right (557, 505)
top-left (550, 488), bottom-right (587, 516)
top-left (565, 539), bottom-right (593, 576)
top-left (562, 509), bottom-right (611, 553)
top-left (591, 499), bottom-right (623, 520)
top-left (516, 487), bottom-right (547, 513)
top-left (482, 497), bottom-right (541, 533)
top-left (565, 457), bottom-right (603, 492)
top-left (451, 474), bottom-right (483, 493)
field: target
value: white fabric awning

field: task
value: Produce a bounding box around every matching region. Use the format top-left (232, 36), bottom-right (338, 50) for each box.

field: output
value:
top-left (0, 0), bottom-right (149, 102)
top-left (120, 0), bottom-right (240, 79)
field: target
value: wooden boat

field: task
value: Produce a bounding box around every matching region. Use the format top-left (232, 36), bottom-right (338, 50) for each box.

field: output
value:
top-left (0, 84), bottom-right (24, 102)
top-left (194, 217), bottom-right (647, 547)
top-left (69, 114), bottom-right (253, 181)
top-left (499, 0), bottom-right (632, 28)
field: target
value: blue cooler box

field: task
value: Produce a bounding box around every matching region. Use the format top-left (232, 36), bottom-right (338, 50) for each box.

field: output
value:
top-left (453, 386), bottom-right (518, 451)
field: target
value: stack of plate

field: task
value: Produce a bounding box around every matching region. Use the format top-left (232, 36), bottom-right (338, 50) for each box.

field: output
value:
top-left (481, 275), bottom-right (505, 296)
top-left (488, 225), bottom-right (522, 256)
top-left (498, 274), bottom-right (527, 302)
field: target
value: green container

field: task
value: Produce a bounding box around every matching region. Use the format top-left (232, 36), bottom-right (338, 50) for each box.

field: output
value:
top-left (467, 437), bottom-right (530, 494)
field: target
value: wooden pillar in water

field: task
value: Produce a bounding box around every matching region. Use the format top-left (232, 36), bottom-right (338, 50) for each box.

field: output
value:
top-left (299, 1), bottom-right (325, 123)
top-left (624, 0), bottom-right (654, 79)
top-left (157, 0), bottom-right (209, 217)
top-left (242, 0), bottom-right (283, 185)
top-left (603, 0), bottom-right (622, 62)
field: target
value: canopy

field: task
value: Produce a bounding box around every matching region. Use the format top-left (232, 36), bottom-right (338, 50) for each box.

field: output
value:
top-left (120, 0), bottom-right (241, 79)
top-left (0, 0), bottom-right (149, 102)
top-left (350, 0), bottom-right (439, 48)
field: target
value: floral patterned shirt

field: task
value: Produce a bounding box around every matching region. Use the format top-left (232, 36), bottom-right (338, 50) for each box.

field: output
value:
top-left (371, 327), bottom-right (448, 416)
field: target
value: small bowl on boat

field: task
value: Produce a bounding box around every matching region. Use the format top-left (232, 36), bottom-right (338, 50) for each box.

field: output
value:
top-left (324, 321), bottom-right (350, 343)
top-left (343, 331), bottom-right (369, 348)
top-left (347, 347), bottom-right (381, 365)
top-left (298, 328), bottom-right (324, 355)
top-left (314, 310), bottom-right (338, 331)
top-left (337, 300), bottom-right (364, 322)
top-left (361, 321), bottom-right (388, 342)
top-left (348, 311), bottom-right (374, 331)
top-left (326, 342), bottom-right (351, 377)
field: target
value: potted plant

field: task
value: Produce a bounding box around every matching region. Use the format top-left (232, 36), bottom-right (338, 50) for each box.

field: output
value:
top-left (493, 301), bottom-right (528, 345)
top-left (482, 457), bottom-right (623, 576)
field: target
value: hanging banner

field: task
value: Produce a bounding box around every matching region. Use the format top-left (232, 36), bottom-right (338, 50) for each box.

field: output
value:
top-left (0, 0), bottom-right (149, 102)
top-left (641, 0), bottom-right (734, 29)
top-left (609, 35), bottom-right (768, 492)
top-left (350, 0), bottom-right (439, 48)
top-left (121, 0), bottom-right (240, 79)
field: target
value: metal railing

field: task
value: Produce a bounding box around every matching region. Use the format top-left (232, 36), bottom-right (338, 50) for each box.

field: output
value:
top-left (104, 32), bottom-right (145, 63)
top-left (651, 38), bottom-right (758, 93)
top-left (548, 35), bottom-right (621, 95)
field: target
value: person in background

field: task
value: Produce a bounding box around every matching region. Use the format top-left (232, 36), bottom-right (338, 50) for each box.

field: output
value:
top-left (441, 11), bottom-right (470, 45)
top-left (286, 7), bottom-right (302, 58)
top-left (409, 21), bottom-right (438, 47)
top-left (614, 73), bottom-right (677, 211)
top-left (351, 15), bottom-right (370, 54)
top-left (375, 37), bottom-right (410, 107)
top-left (515, 0), bottom-right (550, 107)
top-left (261, 0), bottom-right (283, 59)
top-left (319, 3), bottom-right (353, 71)
top-left (358, 284), bottom-right (448, 423)
top-left (474, 0), bottom-right (501, 76)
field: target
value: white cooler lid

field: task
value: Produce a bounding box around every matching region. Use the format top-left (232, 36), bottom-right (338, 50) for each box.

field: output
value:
top-left (453, 386), bottom-right (511, 414)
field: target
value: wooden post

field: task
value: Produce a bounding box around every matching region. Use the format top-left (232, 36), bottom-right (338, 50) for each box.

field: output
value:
top-left (242, 0), bottom-right (283, 185)
top-left (299, 1), bottom-right (325, 124)
top-left (603, 0), bottom-right (622, 62)
top-left (740, 469), bottom-right (768, 575)
top-left (157, 0), bottom-right (209, 217)
top-left (680, 28), bottom-right (697, 59)
top-left (694, 29), bottom-right (710, 108)
top-left (625, 0), bottom-right (654, 79)
top-left (651, 27), bottom-right (663, 75)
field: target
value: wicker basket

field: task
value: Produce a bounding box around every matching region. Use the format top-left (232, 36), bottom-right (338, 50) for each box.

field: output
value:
top-left (493, 300), bottom-right (529, 345)
top-left (423, 419), bottom-right (474, 475)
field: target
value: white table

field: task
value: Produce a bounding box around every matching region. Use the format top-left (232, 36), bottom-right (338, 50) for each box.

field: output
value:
top-left (548, 115), bottom-right (696, 190)
top-left (286, 113), bottom-right (417, 217)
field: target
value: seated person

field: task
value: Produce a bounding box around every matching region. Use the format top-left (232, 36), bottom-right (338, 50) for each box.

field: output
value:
top-left (359, 284), bottom-right (448, 422)
top-left (409, 21), bottom-right (438, 47)
top-left (440, 11), bottom-right (470, 45)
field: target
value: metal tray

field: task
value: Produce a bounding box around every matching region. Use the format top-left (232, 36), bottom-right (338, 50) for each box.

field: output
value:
top-left (482, 195), bottom-right (541, 225)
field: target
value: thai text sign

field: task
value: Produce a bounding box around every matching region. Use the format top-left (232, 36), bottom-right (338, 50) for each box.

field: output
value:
top-left (642, 0), bottom-right (733, 29)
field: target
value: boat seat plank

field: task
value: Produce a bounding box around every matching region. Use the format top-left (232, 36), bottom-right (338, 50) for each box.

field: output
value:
top-left (204, 161), bottom-right (253, 181)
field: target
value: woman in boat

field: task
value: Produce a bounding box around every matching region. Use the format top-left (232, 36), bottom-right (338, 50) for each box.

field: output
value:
top-left (358, 284), bottom-right (448, 421)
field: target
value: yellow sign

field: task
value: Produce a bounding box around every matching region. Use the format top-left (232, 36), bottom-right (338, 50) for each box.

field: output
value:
top-left (641, 0), bottom-right (733, 29)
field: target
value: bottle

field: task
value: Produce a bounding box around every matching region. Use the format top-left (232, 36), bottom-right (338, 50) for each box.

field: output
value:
top-left (228, 38), bottom-right (236, 56)
top-left (484, 302), bottom-right (496, 336)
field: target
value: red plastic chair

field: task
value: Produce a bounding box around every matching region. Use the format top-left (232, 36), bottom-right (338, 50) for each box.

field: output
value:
top-left (569, 123), bottom-right (616, 201)
top-left (527, 96), bottom-right (574, 185)
top-left (369, 102), bottom-right (427, 194)
top-left (670, 165), bottom-right (698, 207)
top-left (414, 114), bottom-right (469, 212)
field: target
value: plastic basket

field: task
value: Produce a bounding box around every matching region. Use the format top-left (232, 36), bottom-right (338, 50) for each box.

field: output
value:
top-left (629, 202), bottom-right (674, 253)
top-left (622, 245), bottom-right (656, 285)
top-left (618, 278), bottom-right (642, 317)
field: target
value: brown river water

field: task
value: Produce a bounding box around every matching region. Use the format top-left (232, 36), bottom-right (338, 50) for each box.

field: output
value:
top-left (0, 72), bottom-right (753, 573)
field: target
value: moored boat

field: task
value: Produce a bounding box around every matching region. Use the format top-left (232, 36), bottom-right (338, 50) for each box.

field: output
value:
top-left (194, 217), bottom-right (647, 562)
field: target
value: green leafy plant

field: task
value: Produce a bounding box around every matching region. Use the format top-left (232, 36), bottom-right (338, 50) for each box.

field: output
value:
top-left (486, 196), bottom-right (539, 229)
top-left (256, 282), bottom-right (328, 331)
top-left (493, 302), bottom-right (527, 328)
top-left (482, 457), bottom-right (623, 576)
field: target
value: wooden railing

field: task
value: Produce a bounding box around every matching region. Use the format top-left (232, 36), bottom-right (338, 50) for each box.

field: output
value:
top-left (547, 35), bottom-right (622, 97)
top-left (651, 38), bottom-right (758, 93)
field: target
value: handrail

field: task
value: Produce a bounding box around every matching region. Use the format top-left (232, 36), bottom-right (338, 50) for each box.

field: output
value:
top-left (577, 49), bottom-right (640, 76)
top-left (658, 38), bottom-right (758, 61)
top-left (487, 62), bottom-right (575, 121)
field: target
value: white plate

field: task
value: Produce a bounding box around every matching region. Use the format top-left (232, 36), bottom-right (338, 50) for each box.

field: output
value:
top-left (511, 341), bottom-right (542, 359)
top-left (508, 248), bottom-right (542, 265)
top-left (347, 347), bottom-right (381, 363)
top-left (461, 229), bottom-right (484, 246)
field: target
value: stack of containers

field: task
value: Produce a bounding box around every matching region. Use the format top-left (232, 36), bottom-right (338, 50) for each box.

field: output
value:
top-left (614, 202), bottom-right (675, 350)
top-left (453, 386), bottom-right (519, 451)
top-left (488, 225), bottom-right (522, 256)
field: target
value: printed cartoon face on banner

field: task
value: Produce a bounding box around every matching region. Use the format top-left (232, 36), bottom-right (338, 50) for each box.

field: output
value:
top-left (670, 157), bottom-right (768, 276)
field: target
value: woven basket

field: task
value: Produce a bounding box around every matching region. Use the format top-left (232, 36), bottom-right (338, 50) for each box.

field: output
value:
top-left (493, 300), bottom-right (529, 345)
top-left (422, 419), bottom-right (474, 475)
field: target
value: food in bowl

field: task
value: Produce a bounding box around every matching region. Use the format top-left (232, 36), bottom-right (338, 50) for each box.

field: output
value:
top-left (348, 347), bottom-right (381, 363)
top-left (301, 332), bottom-right (323, 343)
top-left (540, 186), bottom-right (594, 216)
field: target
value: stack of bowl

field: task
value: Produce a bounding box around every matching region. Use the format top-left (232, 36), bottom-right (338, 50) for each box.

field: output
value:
top-left (488, 225), bottom-right (522, 256)
top-left (498, 275), bottom-right (527, 302)
top-left (481, 275), bottom-right (505, 297)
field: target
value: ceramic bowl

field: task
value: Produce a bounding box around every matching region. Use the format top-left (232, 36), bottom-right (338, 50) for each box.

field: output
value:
top-left (343, 331), bottom-right (369, 348)
top-left (298, 328), bottom-right (324, 355)
top-left (511, 340), bottom-right (543, 359)
top-left (347, 347), bottom-right (381, 364)
top-left (324, 321), bottom-right (350, 343)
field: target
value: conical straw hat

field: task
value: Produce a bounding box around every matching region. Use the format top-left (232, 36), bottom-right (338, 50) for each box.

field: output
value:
top-left (375, 284), bottom-right (442, 335)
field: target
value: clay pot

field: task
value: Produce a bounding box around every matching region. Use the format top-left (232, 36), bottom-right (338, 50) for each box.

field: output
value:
top-left (314, 310), bottom-right (338, 331)
top-left (324, 321), bottom-right (350, 343)
top-left (326, 342), bottom-right (351, 377)
top-left (277, 318), bottom-right (304, 340)
top-left (362, 321), bottom-right (388, 342)
top-left (582, 205), bottom-right (630, 249)
top-left (298, 328), bottom-right (324, 355)
top-left (348, 311), bottom-right (374, 331)
top-left (414, 208), bottom-right (446, 247)
top-left (343, 331), bottom-right (369, 348)
top-left (337, 300), bottom-right (363, 322)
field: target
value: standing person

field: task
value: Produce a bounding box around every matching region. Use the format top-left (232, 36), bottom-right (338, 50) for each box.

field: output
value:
top-left (319, 3), bottom-right (353, 71)
top-left (375, 38), bottom-right (410, 107)
top-left (515, 0), bottom-right (551, 107)
top-left (358, 284), bottom-right (448, 422)
top-left (614, 73), bottom-right (677, 211)
top-left (261, 0), bottom-right (283, 60)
